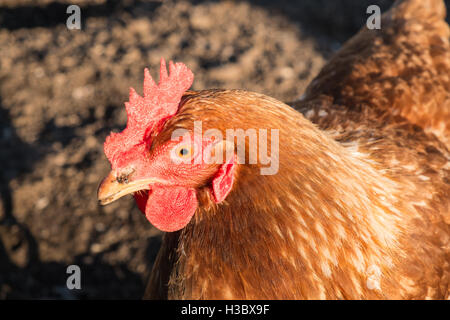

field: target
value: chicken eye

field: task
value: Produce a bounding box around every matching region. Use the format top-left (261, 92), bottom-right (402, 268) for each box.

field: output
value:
top-left (175, 145), bottom-right (193, 159)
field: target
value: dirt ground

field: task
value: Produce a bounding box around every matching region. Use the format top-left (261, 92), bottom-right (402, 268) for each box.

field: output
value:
top-left (0, 0), bottom-right (441, 299)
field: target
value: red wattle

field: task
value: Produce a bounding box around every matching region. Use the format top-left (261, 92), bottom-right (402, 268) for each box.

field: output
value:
top-left (144, 186), bottom-right (198, 232)
top-left (133, 190), bottom-right (149, 214)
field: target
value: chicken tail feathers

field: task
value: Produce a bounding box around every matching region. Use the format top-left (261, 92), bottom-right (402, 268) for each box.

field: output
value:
top-left (300, 0), bottom-right (450, 148)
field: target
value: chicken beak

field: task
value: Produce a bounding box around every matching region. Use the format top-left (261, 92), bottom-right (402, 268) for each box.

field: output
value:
top-left (97, 171), bottom-right (162, 205)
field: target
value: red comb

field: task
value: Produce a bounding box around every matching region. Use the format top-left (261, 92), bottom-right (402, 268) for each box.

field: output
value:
top-left (104, 58), bottom-right (194, 165)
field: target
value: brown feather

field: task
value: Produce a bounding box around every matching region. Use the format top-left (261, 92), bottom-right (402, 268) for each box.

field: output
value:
top-left (301, 0), bottom-right (450, 148)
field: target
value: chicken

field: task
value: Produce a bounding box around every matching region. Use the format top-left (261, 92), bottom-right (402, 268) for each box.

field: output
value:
top-left (98, 0), bottom-right (449, 299)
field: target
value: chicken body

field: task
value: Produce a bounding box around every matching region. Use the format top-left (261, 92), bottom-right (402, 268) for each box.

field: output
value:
top-left (142, 0), bottom-right (450, 300)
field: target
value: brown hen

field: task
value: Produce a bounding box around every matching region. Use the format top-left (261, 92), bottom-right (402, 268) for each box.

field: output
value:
top-left (145, 0), bottom-right (449, 299)
top-left (98, 0), bottom-right (449, 299)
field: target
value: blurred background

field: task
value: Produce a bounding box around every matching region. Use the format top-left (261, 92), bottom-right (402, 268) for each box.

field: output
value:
top-left (0, 0), bottom-right (443, 299)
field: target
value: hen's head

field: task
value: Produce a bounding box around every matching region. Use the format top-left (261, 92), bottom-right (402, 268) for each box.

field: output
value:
top-left (98, 59), bottom-right (236, 232)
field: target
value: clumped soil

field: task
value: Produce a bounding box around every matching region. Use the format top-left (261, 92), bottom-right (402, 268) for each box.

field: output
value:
top-left (0, 0), bottom-right (414, 298)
